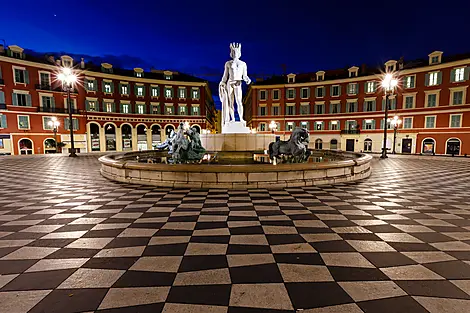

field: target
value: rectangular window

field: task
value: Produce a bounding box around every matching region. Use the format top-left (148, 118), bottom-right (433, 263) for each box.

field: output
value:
top-left (405, 76), bottom-right (415, 89)
top-left (137, 104), bottom-right (144, 114)
top-left (191, 106), bottom-right (200, 115)
top-left (404, 96), bottom-right (414, 109)
top-left (450, 115), bottom-right (462, 128)
top-left (403, 117), bottom-right (412, 129)
top-left (105, 102), bottom-right (113, 113)
top-left (165, 88), bottom-right (173, 98)
top-left (272, 106), bottom-right (279, 116)
top-left (428, 72), bottom-right (439, 86)
top-left (179, 106), bottom-right (187, 115)
top-left (87, 80), bottom-right (95, 91)
top-left (179, 88), bottom-right (186, 99)
top-left (364, 120), bottom-right (373, 130)
top-left (165, 106), bottom-right (174, 115)
top-left (365, 101), bottom-right (374, 112)
top-left (14, 68), bottom-right (28, 84)
top-left (453, 91), bottom-right (464, 105)
top-left (104, 82), bottom-right (112, 93)
top-left (260, 106), bottom-right (266, 116)
top-left (454, 68), bottom-right (465, 82)
top-left (259, 123), bottom-right (266, 131)
top-left (64, 118), bottom-right (79, 131)
top-left (301, 88), bottom-right (309, 99)
top-left (286, 122), bottom-right (294, 131)
top-left (315, 104), bottom-right (323, 114)
top-left (152, 87), bottom-right (159, 97)
top-left (431, 56), bottom-right (439, 64)
top-left (314, 121), bottom-right (323, 130)
top-left (260, 90), bottom-right (267, 100)
top-left (121, 84), bottom-right (129, 95)
top-left (87, 101), bottom-right (97, 111)
top-left (316, 87), bottom-right (324, 98)
top-left (331, 103), bottom-right (340, 114)
top-left (43, 117), bottom-right (54, 130)
top-left (152, 105), bottom-right (160, 114)
top-left (427, 94), bottom-right (437, 107)
top-left (366, 82), bottom-right (375, 93)
top-left (14, 93), bottom-right (31, 106)
top-left (287, 89), bottom-right (295, 99)
top-left (137, 86), bottom-right (144, 96)
top-left (331, 85), bottom-right (340, 97)
top-left (425, 116), bottom-right (436, 128)
top-left (348, 83), bottom-right (357, 95)
top-left (40, 73), bottom-right (50, 86)
top-left (192, 89), bottom-right (200, 99)
top-left (286, 105), bottom-right (295, 115)
top-left (330, 121), bottom-right (338, 130)
top-left (272, 90), bottom-right (280, 100)
top-left (121, 104), bottom-right (129, 113)
top-left (347, 101), bottom-right (356, 112)
top-left (300, 105), bottom-right (309, 115)
top-left (42, 96), bottom-right (53, 109)
top-left (18, 115), bottom-right (29, 129)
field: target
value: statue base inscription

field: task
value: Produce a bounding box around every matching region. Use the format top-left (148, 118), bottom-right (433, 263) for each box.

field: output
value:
top-left (222, 121), bottom-right (251, 134)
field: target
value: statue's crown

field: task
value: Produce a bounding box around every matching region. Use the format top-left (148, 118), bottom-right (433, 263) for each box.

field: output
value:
top-left (230, 42), bottom-right (241, 53)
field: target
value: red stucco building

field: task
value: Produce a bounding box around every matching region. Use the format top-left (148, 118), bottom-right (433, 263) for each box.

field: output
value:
top-left (245, 51), bottom-right (470, 156)
top-left (0, 44), bottom-right (216, 155)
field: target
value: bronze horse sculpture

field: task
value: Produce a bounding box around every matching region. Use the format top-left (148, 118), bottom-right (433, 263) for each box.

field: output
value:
top-left (268, 127), bottom-right (311, 163)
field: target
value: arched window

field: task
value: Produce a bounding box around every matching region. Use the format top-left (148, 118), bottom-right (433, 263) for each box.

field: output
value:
top-left (165, 125), bottom-right (175, 137)
top-left (105, 124), bottom-right (116, 151)
top-left (364, 139), bottom-right (372, 152)
top-left (19, 138), bottom-right (33, 155)
top-left (121, 124), bottom-right (133, 151)
top-left (44, 138), bottom-right (56, 153)
top-left (446, 138), bottom-right (461, 155)
top-left (422, 138), bottom-right (435, 154)
top-left (137, 125), bottom-right (148, 151)
top-left (330, 139), bottom-right (338, 150)
top-left (315, 139), bottom-right (323, 150)
top-left (90, 123), bottom-right (100, 151)
top-left (151, 125), bottom-right (162, 149)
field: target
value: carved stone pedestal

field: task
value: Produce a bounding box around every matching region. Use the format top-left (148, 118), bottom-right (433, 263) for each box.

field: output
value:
top-left (222, 121), bottom-right (251, 134)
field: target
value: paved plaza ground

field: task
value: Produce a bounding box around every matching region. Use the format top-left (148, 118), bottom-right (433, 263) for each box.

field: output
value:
top-left (1, 155), bottom-right (470, 312)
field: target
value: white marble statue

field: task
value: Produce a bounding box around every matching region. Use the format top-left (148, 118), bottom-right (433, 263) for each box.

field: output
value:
top-left (219, 43), bottom-right (251, 132)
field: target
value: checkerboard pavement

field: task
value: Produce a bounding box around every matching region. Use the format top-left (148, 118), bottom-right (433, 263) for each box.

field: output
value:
top-left (1, 155), bottom-right (470, 312)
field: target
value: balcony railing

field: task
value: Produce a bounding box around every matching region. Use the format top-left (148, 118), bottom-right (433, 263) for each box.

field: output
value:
top-left (0, 103), bottom-right (6, 110)
top-left (37, 107), bottom-right (80, 114)
top-left (35, 84), bottom-right (53, 91)
top-left (35, 84), bottom-right (79, 94)
top-left (341, 129), bottom-right (360, 134)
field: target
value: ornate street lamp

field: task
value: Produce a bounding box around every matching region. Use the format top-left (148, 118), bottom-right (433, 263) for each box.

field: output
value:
top-left (269, 121), bottom-right (278, 134)
top-left (380, 73), bottom-right (398, 159)
top-left (57, 67), bottom-right (78, 157)
top-left (48, 117), bottom-right (60, 153)
top-left (388, 115), bottom-right (402, 154)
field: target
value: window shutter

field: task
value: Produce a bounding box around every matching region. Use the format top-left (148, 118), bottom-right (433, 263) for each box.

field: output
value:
top-left (102, 81), bottom-right (106, 92)
top-left (111, 103), bottom-right (116, 112)
top-left (307, 88), bottom-right (310, 98)
top-left (450, 69), bottom-right (456, 83)
top-left (330, 86), bottom-right (334, 97)
top-left (64, 118), bottom-right (70, 130)
top-left (51, 97), bottom-right (56, 108)
top-left (12, 93), bottom-right (18, 106)
top-left (464, 67), bottom-right (470, 81)
top-left (0, 115), bottom-right (7, 128)
top-left (73, 119), bottom-right (79, 130)
top-left (329, 104), bottom-right (333, 114)
top-left (372, 100), bottom-right (376, 111)
top-left (119, 83), bottom-right (123, 94)
top-left (24, 70), bottom-right (30, 84)
top-left (362, 120), bottom-right (366, 130)
top-left (362, 101), bottom-right (366, 112)
top-left (382, 99), bottom-right (385, 111)
top-left (424, 74), bottom-right (429, 86)
top-left (14, 69), bottom-right (20, 82)
top-left (134, 84), bottom-right (138, 95)
top-left (0, 91), bottom-right (4, 104)
top-left (355, 83), bottom-right (359, 94)
top-left (120, 103), bottom-right (124, 113)
top-left (26, 94), bottom-right (32, 106)
top-left (437, 72), bottom-right (442, 85)
top-left (85, 100), bottom-right (89, 111)
top-left (0, 66), bottom-right (2, 79)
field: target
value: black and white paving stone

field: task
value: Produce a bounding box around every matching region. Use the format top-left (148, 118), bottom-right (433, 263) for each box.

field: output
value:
top-left (1, 155), bottom-right (470, 312)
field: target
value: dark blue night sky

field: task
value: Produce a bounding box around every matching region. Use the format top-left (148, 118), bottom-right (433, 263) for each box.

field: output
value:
top-left (3, 0), bottom-right (470, 80)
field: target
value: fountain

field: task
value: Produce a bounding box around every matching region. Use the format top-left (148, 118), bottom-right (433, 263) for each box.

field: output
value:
top-left (99, 43), bottom-right (372, 189)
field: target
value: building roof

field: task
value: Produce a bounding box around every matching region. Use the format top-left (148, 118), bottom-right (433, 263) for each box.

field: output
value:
top-left (253, 52), bottom-right (470, 86)
top-left (0, 46), bottom-right (206, 83)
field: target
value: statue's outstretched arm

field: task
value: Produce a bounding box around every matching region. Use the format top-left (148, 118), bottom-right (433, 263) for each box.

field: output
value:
top-left (243, 63), bottom-right (251, 85)
top-left (220, 62), bottom-right (229, 85)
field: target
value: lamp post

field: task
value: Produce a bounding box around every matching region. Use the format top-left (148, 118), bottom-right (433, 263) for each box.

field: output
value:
top-left (389, 115), bottom-right (402, 154)
top-left (269, 121), bottom-right (277, 134)
top-left (57, 67), bottom-right (78, 157)
top-left (48, 117), bottom-right (60, 153)
top-left (380, 73), bottom-right (398, 159)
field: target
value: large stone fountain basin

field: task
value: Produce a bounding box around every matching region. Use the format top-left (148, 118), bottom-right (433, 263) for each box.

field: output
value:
top-left (99, 150), bottom-right (372, 189)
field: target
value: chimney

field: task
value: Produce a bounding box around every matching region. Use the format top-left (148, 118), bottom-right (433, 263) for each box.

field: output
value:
top-left (80, 58), bottom-right (85, 69)
top-left (398, 56), bottom-right (404, 70)
top-left (361, 64), bottom-right (367, 74)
